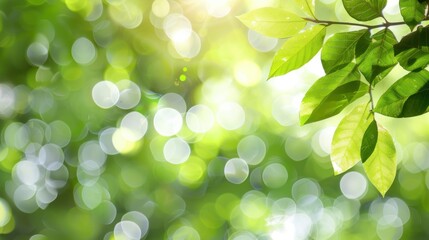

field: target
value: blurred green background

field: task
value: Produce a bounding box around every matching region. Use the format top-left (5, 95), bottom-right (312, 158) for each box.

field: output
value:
top-left (1, 0), bottom-right (429, 239)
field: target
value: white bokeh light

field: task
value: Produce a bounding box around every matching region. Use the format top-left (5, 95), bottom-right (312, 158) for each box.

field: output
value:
top-left (186, 105), bottom-right (215, 133)
top-left (116, 79), bottom-right (141, 109)
top-left (340, 171), bottom-right (368, 199)
top-left (71, 37), bottom-right (96, 64)
top-left (92, 81), bottom-right (120, 109)
top-left (216, 102), bottom-right (245, 130)
top-left (163, 137), bottom-right (191, 164)
top-left (224, 158), bottom-right (249, 184)
top-left (237, 135), bottom-right (266, 165)
top-left (120, 111), bottom-right (148, 141)
top-left (154, 108), bottom-right (183, 136)
top-left (163, 14), bottom-right (192, 42)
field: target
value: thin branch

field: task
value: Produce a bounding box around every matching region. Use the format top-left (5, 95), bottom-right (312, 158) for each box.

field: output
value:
top-left (303, 18), bottom-right (408, 29)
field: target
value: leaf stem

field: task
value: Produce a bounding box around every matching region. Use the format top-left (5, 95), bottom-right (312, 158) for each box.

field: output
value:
top-left (303, 18), bottom-right (408, 29)
top-left (368, 86), bottom-right (375, 112)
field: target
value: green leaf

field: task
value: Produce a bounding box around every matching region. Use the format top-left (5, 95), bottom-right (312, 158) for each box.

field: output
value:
top-left (399, 0), bottom-right (427, 29)
top-left (363, 124), bottom-right (396, 197)
top-left (269, 25), bottom-right (326, 78)
top-left (321, 29), bottom-right (370, 73)
top-left (331, 103), bottom-right (373, 175)
top-left (396, 48), bottom-right (429, 71)
top-left (358, 29), bottom-right (397, 85)
top-left (375, 70), bottom-right (429, 117)
top-left (237, 7), bottom-right (307, 38)
top-left (394, 25), bottom-right (429, 55)
top-left (294, 0), bottom-right (316, 18)
top-left (300, 63), bottom-right (368, 125)
top-left (361, 120), bottom-right (378, 163)
top-left (342, 0), bottom-right (387, 21)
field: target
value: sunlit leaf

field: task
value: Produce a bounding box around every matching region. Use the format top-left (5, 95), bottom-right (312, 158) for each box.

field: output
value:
top-left (237, 7), bottom-right (307, 38)
top-left (321, 29), bottom-right (369, 73)
top-left (269, 25), bottom-right (326, 78)
top-left (363, 124), bottom-right (396, 197)
top-left (294, 0), bottom-right (316, 18)
top-left (300, 63), bottom-right (368, 125)
top-left (342, 0), bottom-right (387, 21)
top-left (375, 70), bottom-right (429, 117)
top-left (361, 120), bottom-right (378, 163)
top-left (358, 29), bottom-right (397, 85)
top-left (331, 103), bottom-right (373, 175)
top-left (399, 0), bottom-right (427, 29)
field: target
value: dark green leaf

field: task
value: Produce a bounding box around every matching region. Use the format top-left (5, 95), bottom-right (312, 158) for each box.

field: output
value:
top-left (358, 29), bottom-right (397, 85)
top-left (237, 7), bottom-right (307, 38)
top-left (331, 103), bottom-right (373, 175)
top-left (321, 29), bottom-right (369, 73)
top-left (342, 0), bottom-right (387, 21)
top-left (375, 70), bottom-right (429, 117)
top-left (399, 0), bottom-right (427, 29)
top-left (396, 48), bottom-right (429, 71)
top-left (361, 120), bottom-right (378, 163)
top-left (363, 124), bottom-right (396, 197)
top-left (394, 25), bottom-right (429, 55)
top-left (269, 25), bottom-right (326, 78)
top-left (300, 63), bottom-right (368, 125)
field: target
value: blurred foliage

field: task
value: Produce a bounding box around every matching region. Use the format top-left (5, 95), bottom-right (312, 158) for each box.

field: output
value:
top-left (0, 0), bottom-right (429, 240)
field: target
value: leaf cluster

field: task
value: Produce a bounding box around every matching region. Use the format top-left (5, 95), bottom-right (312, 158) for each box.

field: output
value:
top-left (238, 0), bottom-right (429, 196)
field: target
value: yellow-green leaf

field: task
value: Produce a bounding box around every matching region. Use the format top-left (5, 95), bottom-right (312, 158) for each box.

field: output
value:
top-left (294, 0), bottom-right (316, 18)
top-left (363, 124), bottom-right (396, 197)
top-left (237, 7), bottom-right (307, 38)
top-left (331, 103), bottom-right (373, 175)
top-left (269, 25), bottom-right (326, 78)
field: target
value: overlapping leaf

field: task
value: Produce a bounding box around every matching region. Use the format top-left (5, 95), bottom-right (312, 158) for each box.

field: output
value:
top-left (300, 63), bottom-right (368, 125)
top-left (394, 25), bottom-right (429, 54)
top-left (269, 25), bottom-right (326, 78)
top-left (331, 103), bottom-right (373, 175)
top-left (396, 48), bottom-right (429, 71)
top-left (394, 26), bottom-right (429, 70)
top-left (363, 124), bottom-right (396, 197)
top-left (358, 29), bottom-right (397, 85)
top-left (375, 70), bottom-right (429, 117)
top-left (321, 29), bottom-right (370, 73)
top-left (294, 0), bottom-right (316, 18)
top-left (342, 0), bottom-right (387, 21)
top-left (237, 7), bottom-right (307, 38)
top-left (399, 0), bottom-right (427, 29)
top-left (361, 120), bottom-right (378, 163)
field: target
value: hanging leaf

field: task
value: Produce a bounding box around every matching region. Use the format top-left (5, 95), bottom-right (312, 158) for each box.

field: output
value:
top-left (342, 0), bottom-right (387, 21)
top-left (300, 63), bottom-right (368, 125)
top-left (237, 7), bottom-right (307, 38)
top-left (363, 124), bottom-right (396, 197)
top-left (294, 0), bottom-right (316, 18)
top-left (321, 29), bottom-right (370, 73)
top-left (269, 25), bottom-right (326, 78)
top-left (399, 0), bottom-right (427, 29)
top-left (331, 103), bottom-right (373, 175)
top-left (358, 28), bottom-right (397, 85)
top-left (361, 120), bottom-right (378, 163)
top-left (375, 70), bottom-right (429, 117)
